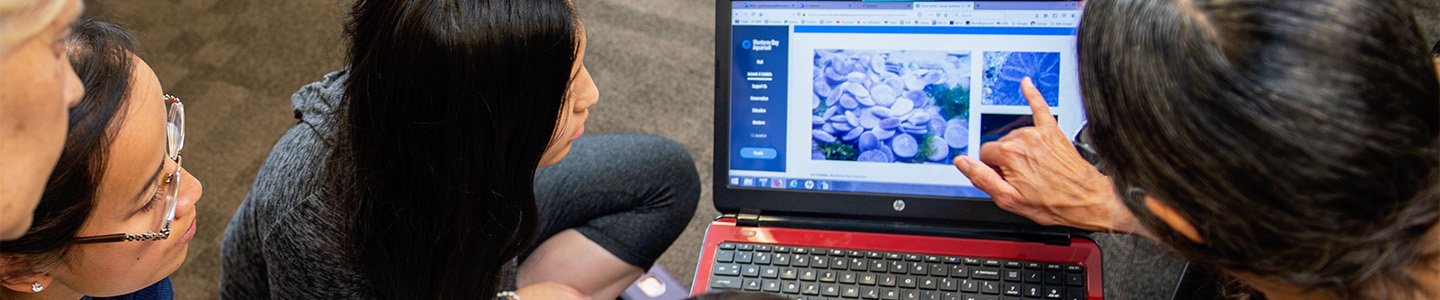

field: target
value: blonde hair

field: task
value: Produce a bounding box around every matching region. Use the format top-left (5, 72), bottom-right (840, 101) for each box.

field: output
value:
top-left (0, 0), bottom-right (72, 53)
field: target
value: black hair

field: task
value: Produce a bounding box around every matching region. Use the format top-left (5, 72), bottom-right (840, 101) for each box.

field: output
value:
top-left (330, 0), bottom-right (580, 298)
top-left (1078, 0), bottom-right (1440, 298)
top-left (0, 18), bottom-right (138, 278)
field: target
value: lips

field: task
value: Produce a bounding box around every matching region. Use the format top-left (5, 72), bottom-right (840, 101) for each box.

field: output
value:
top-left (177, 218), bottom-right (196, 244)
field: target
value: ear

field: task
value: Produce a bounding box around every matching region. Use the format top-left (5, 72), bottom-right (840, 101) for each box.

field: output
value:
top-left (0, 254), bottom-right (52, 293)
top-left (1144, 196), bottom-right (1204, 243)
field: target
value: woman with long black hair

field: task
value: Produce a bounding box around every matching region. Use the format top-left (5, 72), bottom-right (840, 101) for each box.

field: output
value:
top-left (219, 0), bottom-right (699, 299)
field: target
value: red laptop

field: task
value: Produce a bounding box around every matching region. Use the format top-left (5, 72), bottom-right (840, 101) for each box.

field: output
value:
top-left (698, 1), bottom-right (1100, 299)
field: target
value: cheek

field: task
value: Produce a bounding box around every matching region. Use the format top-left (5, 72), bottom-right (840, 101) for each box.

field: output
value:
top-left (61, 243), bottom-right (173, 295)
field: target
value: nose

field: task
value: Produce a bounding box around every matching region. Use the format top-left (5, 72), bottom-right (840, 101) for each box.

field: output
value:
top-left (173, 167), bottom-right (203, 218)
top-left (62, 60), bottom-right (84, 108)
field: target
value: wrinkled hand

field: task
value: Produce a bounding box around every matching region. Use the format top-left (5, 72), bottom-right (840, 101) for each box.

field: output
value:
top-left (952, 78), bottom-right (1142, 235)
top-left (516, 282), bottom-right (591, 300)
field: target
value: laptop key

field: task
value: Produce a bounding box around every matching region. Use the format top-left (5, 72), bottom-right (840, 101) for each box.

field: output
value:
top-left (840, 272), bottom-right (857, 284)
top-left (919, 277), bottom-right (937, 290)
top-left (763, 280), bottom-right (781, 292)
top-left (1002, 283), bottom-right (1021, 296)
top-left (743, 278), bottom-right (762, 291)
top-left (963, 258), bottom-right (981, 265)
top-left (860, 274), bottom-right (877, 285)
top-left (843, 285), bottom-right (861, 298)
top-left (739, 244), bottom-right (754, 251)
top-left (716, 250), bottom-right (735, 263)
top-left (881, 289), bottom-right (900, 300)
top-left (1065, 273), bottom-right (1083, 286)
top-left (714, 264), bottom-right (741, 276)
top-left (782, 268), bottom-right (800, 280)
top-left (1045, 272), bottom-right (1063, 285)
top-left (822, 284), bottom-right (840, 297)
top-left (879, 275), bottom-right (897, 287)
top-left (1003, 261), bottom-right (1022, 269)
top-left (925, 256), bottom-right (942, 263)
top-left (862, 286), bottom-right (881, 299)
top-left (1024, 284), bottom-right (1043, 298)
top-left (774, 254), bottom-right (792, 266)
top-left (793, 255), bottom-right (811, 267)
top-left (1044, 286), bottom-right (1064, 299)
top-left (756, 252), bottom-right (772, 265)
top-left (802, 283), bottom-right (821, 295)
top-left (762, 266), bottom-right (780, 278)
top-left (719, 243), bottom-right (736, 250)
top-left (910, 262), bottom-right (928, 275)
top-left (956, 278), bottom-right (979, 292)
top-left (775, 246), bottom-right (790, 253)
top-left (812, 256), bottom-right (829, 268)
top-left (939, 278), bottom-right (958, 291)
top-left (800, 270), bottom-right (818, 281)
top-left (1003, 270), bottom-right (1022, 282)
top-left (950, 266), bottom-right (968, 278)
top-left (898, 276), bottom-right (917, 288)
top-left (1024, 270), bottom-right (1042, 283)
top-left (902, 290), bottom-right (921, 300)
top-left (742, 265), bottom-right (760, 277)
top-left (710, 276), bottom-right (742, 289)
top-left (736, 252), bottom-right (754, 264)
top-left (890, 261), bottom-right (908, 274)
top-left (851, 258), bottom-right (868, 271)
top-left (930, 264), bottom-right (947, 277)
top-left (870, 260), bottom-right (888, 272)
top-left (982, 259), bottom-right (1002, 267)
top-left (830, 249), bottom-right (846, 256)
top-left (1065, 287), bottom-right (1084, 300)
top-left (783, 281), bottom-right (801, 294)
top-left (972, 268), bottom-right (1000, 280)
top-left (831, 257), bottom-right (849, 270)
top-left (980, 281), bottom-right (999, 295)
top-left (758, 245), bottom-right (773, 252)
top-left (820, 271), bottom-right (838, 283)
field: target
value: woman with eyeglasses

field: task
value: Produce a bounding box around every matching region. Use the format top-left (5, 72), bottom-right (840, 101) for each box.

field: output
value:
top-left (0, 18), bottom-right (201, 299)
top-left (220, 0), bottom-right (698, 299)
top-left (0, 0), bottom-right (85, 241)
top-left (953, 0), bottom-right (1439, 299)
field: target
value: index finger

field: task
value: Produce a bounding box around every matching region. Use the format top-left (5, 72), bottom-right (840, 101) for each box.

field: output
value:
top-left (1021, 77), bottom-right (1057, 128)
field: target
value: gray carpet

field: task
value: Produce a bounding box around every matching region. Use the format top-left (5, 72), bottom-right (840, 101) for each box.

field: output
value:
top-left (79, 0), bottom-right (1440, 299)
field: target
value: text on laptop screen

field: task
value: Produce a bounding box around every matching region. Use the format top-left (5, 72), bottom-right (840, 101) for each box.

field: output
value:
top-left (726, 1), bottom-right (1086, 199)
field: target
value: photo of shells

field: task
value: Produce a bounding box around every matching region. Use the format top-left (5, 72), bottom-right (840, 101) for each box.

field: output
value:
top-left (982, 51), bottom-right (1060, 107)
top-left (810, 49), bottom-right (972, 164)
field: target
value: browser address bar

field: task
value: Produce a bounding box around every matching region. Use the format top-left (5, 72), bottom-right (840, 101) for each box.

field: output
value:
top-left (804, 12), bottom-right (910, 18)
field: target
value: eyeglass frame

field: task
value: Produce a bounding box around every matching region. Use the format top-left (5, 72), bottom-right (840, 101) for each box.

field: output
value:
top-left (73, 94), bottom-right (185, 244)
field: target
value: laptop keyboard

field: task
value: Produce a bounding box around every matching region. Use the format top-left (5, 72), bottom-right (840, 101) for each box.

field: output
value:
top-left (708, 242), bottom-right (1088, 300)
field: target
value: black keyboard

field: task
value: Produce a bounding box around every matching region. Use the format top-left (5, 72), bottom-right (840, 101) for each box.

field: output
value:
top-left (707, 242), bottom-right (1088, 300)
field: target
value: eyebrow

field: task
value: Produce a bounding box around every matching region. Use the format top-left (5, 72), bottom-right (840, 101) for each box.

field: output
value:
top-left (129, 157), bottom-right (166, 208)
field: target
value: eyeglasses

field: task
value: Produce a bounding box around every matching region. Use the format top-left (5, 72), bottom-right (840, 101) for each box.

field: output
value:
top-left (1072, 122), bottom-right (1149, 202)
top-left (74, 94), bottom-right (185, 244)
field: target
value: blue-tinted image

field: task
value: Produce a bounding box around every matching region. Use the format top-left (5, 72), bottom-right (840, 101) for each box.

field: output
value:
top-left (810, 49), bottom-right (972, 165)
top-left (982, 51), bottom-right (1059, 107)
top-left (978, 114), bottom-right (1057, 144)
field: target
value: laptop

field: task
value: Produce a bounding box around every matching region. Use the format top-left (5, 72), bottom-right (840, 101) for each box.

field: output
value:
top-left (697, 1), bottom-right (1099, 300)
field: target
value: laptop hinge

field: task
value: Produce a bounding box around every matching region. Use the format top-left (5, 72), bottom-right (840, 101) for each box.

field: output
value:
top-left (737, 208), bottom-right (762, 227)
top-left (1042, 228), bottom-right (1072, 246)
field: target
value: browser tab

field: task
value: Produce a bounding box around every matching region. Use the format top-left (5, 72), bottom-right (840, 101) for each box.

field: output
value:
top-left (913, 2), bottom-right (974, 11)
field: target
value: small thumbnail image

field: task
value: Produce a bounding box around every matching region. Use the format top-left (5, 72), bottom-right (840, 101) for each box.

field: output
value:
top-left (978, 113), bottom-right (1057, 145)
top-left (982, 51), bottom-right (1060, 107)
top-left (810, 49), bottom-right (973, 164)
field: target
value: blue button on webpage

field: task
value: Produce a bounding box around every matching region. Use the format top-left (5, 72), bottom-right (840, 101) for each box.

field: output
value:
top-left (739, 147), bottom-right (777, 159)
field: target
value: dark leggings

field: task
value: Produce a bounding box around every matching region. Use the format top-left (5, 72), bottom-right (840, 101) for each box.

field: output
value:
top-left (521, 134), bottom-right (700, 269)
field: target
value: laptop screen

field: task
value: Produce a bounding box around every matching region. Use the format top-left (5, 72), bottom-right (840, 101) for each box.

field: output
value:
top-left (724, 1), bottom-right (1086, 200)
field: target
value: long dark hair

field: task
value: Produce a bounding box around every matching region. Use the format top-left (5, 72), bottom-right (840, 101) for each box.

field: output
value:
top-left (331, 0), bottom-right (579, 298)
top-left (0, 18), bottom-right (138, 276)
top-left (1078, 0), bottom-right (1440, 298)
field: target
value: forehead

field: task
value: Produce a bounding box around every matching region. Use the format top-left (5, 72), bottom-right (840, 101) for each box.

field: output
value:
top-left (92, 55), bottom-right (166, 209)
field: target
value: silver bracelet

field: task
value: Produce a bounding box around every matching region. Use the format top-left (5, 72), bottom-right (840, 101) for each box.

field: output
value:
top-left (496, 291), bottom-right (520, 300)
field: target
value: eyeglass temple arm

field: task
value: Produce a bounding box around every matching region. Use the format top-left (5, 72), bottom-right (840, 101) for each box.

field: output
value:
top-left (73, 230), bottom-right (170, 244)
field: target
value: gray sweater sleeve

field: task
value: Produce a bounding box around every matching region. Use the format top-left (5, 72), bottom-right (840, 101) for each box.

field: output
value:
top-left (220, 70), bottom-right (376, 299)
